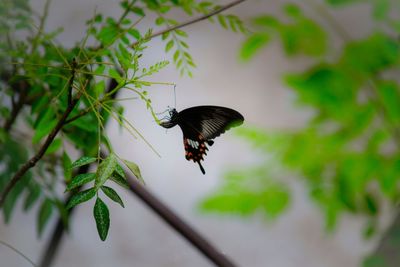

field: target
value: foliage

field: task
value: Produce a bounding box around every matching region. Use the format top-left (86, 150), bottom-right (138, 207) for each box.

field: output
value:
top-left (0, 0), bottom-right (246, 241)
top-left (201, 0), bottom-right (400, 241)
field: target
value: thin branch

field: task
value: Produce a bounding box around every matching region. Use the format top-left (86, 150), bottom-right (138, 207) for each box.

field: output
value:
top-left (0, 67), bottom-right (79, 207)
top-left (0, 240), bottom-right (38, 267)
top-left (130, 0), bottom-right (248, 48)
top-left (125, 171), bottom-right (237, 267)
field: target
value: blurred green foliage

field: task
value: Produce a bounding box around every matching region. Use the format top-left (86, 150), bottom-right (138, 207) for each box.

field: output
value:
top-left (201, 167), bottom-right (290, 218)
top-left (201, 0), bottom-right (400, 241)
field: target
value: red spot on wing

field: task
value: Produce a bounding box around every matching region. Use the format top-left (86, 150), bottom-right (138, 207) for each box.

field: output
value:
top-left (183, 137), bottom-right (210, 163)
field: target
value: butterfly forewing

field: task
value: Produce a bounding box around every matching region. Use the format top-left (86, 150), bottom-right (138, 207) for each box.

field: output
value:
top-left (177, 106), bottom-right (244, 140)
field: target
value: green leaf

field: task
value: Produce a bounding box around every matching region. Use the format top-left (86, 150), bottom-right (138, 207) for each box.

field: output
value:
top-left (372, 0), bottom-right (389, 20)
top-left (284, 66), bottom-right (357, 120)
top-left (325, 0), bottom-right (361, 5)
top-left (173, 50), bottom-right (180, 62)
top-left (110, 174), bottom-right (130, 189)
top-left (280, 18), bottom-right (327, 56)
top-left (122, 159), bottom-right (145, 184)
top-left (94, 14), bottom-right (102, 23)
top-left (23, 183), bottom-right (41, 211)
top-left (62, 151), bottom-right (72, 182)
top-left (364, 194), bottom-right (378, 215)
top-left (376, 80), bottom-right (400, 124)
top-left (66, 173), bottom-right (96, 191)
top-left (362, 255), bottom-right (387, 267)
top-left (162, 32), bottom-right (169, 40)
top-left (175, 29), bottom-right (188, 37)
top-left (114, 164), bottom-right (125, 178)
top-left (155, 17), bottom-right (165, 25)
top-left (200, 192), bottom-right (260, 215)
top-left (180, 41), bottom-right (189, 49)
top-left (69, 114), bottom-right (98, 133)
top-left (363, 220), bottom-right (377, 239)
top-left (71, 156), bottom-right (97, 169)
top-left (339, 33), bottom-right (400, 74)
top-left (253, 15), bottom-right (280, 28)
top-left (240, 33), bottom-right (270, 61)
top-left (32, 117), bottom-right (57, 144)
top-left (260, 185), bottom-right (290, 217)
top-left (97, 25), bottom-right (119, 45)
top-left (284, 3), bottom-right (302, 17)
top-left (3, 173), bottom-right (31, 223)
top-left (109, 68), bottom-right (122, 82)
top-left (95, 154), bottom-right (118, 188)
top-left (130, 7), bottom-right (145, 16)
top-left (38, 198), bottom-right (53, 236)
top-left (101, 186), bottom-right (124, 207)
top-left (66, 187), bottom-right (96, 210)
top-left (217, 15), bottom-right (228, 29)
top-left (93, 197), bottom-right (110, 241)
top-left (94, 80), bottom-right (106, 97)
top-left (128, 29), bottom-right (141, 39)
top-left (94, 65), bottom-right (105, 75)
top-left (121, 18), bottom-right (131, 25)
top-left (54, 199), bottom-right (69, 229)
top-left (165, 40), bottom-right (174, 52)
top-left (45, 138), bottom-right (62, 155)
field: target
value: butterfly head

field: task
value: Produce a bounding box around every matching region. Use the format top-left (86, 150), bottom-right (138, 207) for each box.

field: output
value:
top-left (159, 107), bottom-right (179, 129)
top-left (168, 107), bottom-right (178, 118)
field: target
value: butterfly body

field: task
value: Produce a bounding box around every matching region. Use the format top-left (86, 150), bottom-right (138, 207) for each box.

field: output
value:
top-left (160, 106), bottom-right (244, 174)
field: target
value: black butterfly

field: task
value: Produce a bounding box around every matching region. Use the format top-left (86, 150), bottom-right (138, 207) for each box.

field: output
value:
top-left (160, 106), bottom-right (244, 174)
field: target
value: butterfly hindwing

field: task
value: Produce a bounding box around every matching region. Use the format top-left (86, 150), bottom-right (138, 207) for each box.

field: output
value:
top-left (183, 137), bottom-right (209, 174)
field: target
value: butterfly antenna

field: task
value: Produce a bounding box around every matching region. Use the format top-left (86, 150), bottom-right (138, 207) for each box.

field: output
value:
top-left (198, 162), bottom-right (205, 175)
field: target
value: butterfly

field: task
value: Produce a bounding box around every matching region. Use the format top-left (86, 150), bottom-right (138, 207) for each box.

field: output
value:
top-left (160, 106), bottom-right (244, 174)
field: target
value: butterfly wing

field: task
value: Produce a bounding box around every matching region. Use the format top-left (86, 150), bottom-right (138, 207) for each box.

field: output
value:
top-left (177, 106), bottom-right (244, 140)
top-left (176, 106), bottom-right (244, 174)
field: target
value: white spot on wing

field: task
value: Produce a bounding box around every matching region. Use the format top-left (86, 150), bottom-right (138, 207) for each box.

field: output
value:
top-left (188, 139), bottom-right (199, 149)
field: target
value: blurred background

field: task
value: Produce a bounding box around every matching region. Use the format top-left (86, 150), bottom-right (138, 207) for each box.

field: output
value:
top-left (1, 0), bottom-right (399, 266)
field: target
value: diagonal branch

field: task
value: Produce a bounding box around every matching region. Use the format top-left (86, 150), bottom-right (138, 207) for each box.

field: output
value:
top-left (130, 0), bottom-right (248, 48)
top-left (125, 171), bottom-right (238, 267)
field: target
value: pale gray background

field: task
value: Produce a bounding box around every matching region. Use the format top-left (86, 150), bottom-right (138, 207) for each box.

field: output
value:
top-left (0, 0), bottom-right (390, 266)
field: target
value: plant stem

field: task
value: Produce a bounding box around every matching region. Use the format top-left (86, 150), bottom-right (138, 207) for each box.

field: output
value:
top-left (130, 0), bottom-right (248, 48)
